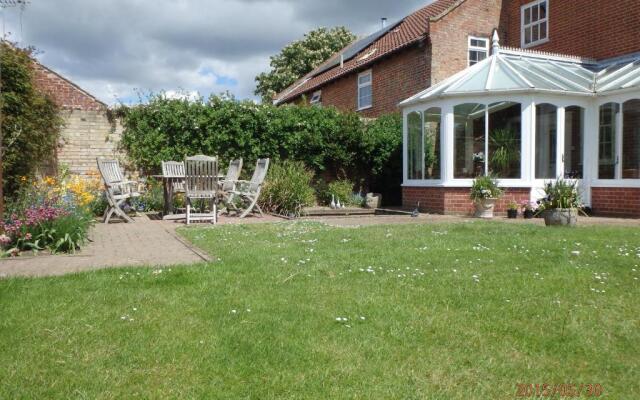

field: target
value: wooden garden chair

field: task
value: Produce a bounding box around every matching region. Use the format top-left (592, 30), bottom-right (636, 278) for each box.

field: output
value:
top-left (184, 155), bottom-right (219, 225)
top-left (220, 159), bottom-right (243, 213)
top-left (228, 158), bottom-right (269, 219)
top-left (161, 161), bottom-right (185, 216)
top-left (97, 158), bottom-right (141, 223)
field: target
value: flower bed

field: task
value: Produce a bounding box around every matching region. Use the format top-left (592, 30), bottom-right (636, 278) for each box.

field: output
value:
top-left (0, 173), bottom-right (101, 256)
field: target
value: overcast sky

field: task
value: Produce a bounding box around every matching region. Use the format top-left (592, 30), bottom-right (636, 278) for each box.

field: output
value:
top-left (2, 0), bottom-right (431, 104)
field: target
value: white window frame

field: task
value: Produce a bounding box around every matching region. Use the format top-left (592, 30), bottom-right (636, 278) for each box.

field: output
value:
top-left (521, 0), bottom-right (549, 48)
top-left (467, 36), bottom-right (489, 67)
top-left (310, 90), bottom-right (322, 106)
top-left (357, 70), bottom-right (373, 111)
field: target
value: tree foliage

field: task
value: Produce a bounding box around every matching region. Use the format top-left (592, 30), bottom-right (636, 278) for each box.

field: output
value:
top-left (118, 94), bottom-right (402, 202)
top-left (1, 42), bottom-right (63, 198)
top-left (254, 27), bottom-right (356, 103)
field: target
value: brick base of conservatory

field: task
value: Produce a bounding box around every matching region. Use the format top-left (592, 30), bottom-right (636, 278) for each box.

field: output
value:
top-left (591, 187), bottom-right (640, 218)
top-left (402, 186), bottom-right (531, 215)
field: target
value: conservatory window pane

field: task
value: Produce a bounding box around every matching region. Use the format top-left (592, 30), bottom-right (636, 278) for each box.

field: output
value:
top-left (423, 108), bottom-right (441, 180)
top-left (407, 111), bottom-right (423, 179)
top-left (564, 106), bottom-right (584, 179)
top-left (599, 103), bottom-right (619, 179)
top-left (622, 99), bottom-right (640, 179)
top-left (488, 102), bottom-right (521, 178)
top-left (535, 103), bottom-right (557, 179)
top-left (454, 103), bottom-right (485, 178)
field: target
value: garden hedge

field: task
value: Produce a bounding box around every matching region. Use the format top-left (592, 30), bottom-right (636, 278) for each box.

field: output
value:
top-left (118, 94), bottom-right (402, 204)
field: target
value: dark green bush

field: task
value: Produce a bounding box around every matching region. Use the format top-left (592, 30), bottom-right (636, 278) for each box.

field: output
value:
top-left (325, 179), bottom-right (358, 206)
top-left (1, 43), bottom-right (64, 201)
top-left (117, 94), bottom-right (402, 204)
top-left (259, 161), bottom-right (315, 217)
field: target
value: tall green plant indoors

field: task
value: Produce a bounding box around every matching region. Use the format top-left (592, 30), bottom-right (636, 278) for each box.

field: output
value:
top-left (489, 128), bottom-right (519, 177)
top-left (0, 43), bottom-right (63, 205)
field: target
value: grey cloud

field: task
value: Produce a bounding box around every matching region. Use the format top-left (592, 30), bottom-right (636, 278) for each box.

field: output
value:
top-left (2, 0), bottom-right (432, 103)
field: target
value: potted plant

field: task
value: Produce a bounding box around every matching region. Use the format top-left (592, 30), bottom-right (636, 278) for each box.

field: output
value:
top-left (521, 200), bottom-right (537, 219)
top-left (470, 175), bottom-right (503, 219)
top-left (539, 179), bottom-right (581, 227)
top-left (507, 201), bottom-right (518, 219)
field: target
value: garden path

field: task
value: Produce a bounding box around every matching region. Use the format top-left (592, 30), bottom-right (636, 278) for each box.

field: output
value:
top-left (0, 215), bottom-right (209, 278)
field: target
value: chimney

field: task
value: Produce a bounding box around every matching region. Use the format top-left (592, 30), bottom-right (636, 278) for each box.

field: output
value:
top-left (381, 18), bottom-right (387, 29)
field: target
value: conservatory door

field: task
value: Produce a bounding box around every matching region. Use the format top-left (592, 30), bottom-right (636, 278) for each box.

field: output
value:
top-left (534, 104), bottom-right (586, 202)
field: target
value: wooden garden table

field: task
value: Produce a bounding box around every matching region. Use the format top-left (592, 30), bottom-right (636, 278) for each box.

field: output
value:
top-left (152, 174), bottom-right (225, 220)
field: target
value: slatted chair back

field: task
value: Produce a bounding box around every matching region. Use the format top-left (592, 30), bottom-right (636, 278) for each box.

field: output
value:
top-left (248, 158), bottom-right (270, 193)
top-left (222, 159), bottom-right (243, 191)
top-left (161, 161), bottom-right (185, 178)
top-left (185, 155), bottom-right (218, 198)
top-left (97, 158), bottom-right (125, 188)
top-left (162, 161), bottom-right (186, 193)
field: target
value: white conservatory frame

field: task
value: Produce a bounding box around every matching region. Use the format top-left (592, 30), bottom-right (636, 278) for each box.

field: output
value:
top-left (400, 33), bottom-right (640, 207)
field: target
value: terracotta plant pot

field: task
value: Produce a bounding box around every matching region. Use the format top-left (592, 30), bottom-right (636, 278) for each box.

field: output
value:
top-left (474, 198), bottom-right (497, 219)
top-left (507, 209), bottom-right (518, 219)
top-left (523, 209), bottom-right (535, 219)
top-left (543, 208), bottom-right (578, 227)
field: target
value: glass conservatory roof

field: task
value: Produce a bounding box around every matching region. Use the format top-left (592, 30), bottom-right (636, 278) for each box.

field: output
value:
top-left (400, 35), bottom-right (640, 107)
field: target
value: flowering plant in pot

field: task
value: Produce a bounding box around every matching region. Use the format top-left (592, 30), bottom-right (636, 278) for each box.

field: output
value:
top-left (470, 175), bottom-right (503, 219)
top-left (507, 201), bottom-right (519, 219)
top-left (539, 179), bottom-right (581, 227)
top-left (521, 200), bottom-right (537, 219)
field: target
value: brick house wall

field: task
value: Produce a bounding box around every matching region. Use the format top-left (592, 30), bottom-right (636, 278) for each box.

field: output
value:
top-left (429, 0), bottom-right (504, 85)
top-left (33, 62), bottom-right (124, 177)
top-left (403, 186), bottom-right (530, 215)
top-left (503, 0), bottom-right (640, 60)
top-left (591, 188), bottom-right (640, 218)
top-left (317, 43), bottom-right (431, 118)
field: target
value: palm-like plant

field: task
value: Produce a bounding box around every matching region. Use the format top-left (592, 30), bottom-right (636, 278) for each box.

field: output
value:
top-left (489, 129), bottom-right (520, 177)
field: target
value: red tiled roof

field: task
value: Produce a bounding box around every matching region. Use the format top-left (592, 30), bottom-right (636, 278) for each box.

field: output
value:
top-left (274, 0), bottom-right (464, 104)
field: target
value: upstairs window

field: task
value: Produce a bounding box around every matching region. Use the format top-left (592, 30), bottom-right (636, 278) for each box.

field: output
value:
top-left (357, 70), bottom-right (372, 110)
top-left (468, 37), bottom-right (489, 66)
top-left (521, 0), bottom-right (548, 48)
top-left (310, 90), bottom-right (322, 106)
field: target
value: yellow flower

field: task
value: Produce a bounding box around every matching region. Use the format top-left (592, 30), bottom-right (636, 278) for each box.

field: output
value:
top-left (43, 176), bottom-right (56, 186)
top-left (20, 176), bottom-right (28, 183)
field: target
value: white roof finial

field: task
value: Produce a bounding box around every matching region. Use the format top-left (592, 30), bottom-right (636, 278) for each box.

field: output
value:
top-left (492, 30), bottom-right (500, 54)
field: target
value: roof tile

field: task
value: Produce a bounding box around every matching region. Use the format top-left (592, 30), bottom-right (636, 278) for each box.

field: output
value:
top-left (274, 0), bottom-right (462, 104)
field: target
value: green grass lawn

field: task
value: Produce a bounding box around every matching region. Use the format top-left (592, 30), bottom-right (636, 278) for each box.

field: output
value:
top-left (1, 221), bottom-right (639, 399)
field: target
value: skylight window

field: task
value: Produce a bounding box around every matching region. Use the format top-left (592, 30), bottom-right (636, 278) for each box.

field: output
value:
top-left (521, 0), bottom-right (549, 48)
top-left (310, 90), bottom-right (322, 106)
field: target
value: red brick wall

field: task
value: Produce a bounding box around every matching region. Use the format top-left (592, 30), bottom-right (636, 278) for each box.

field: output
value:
top-left (591, 187), bottom-right (640, 218)
top-left (503, 0), bottom-right (640, 60)
top-left (429, 0), bottom-right (504, 84)
top-left (298, 43), bottom-right (431, 118)
top-left (33, 63), bottom-right (105, 111)
top-left (403, 186), bottom-right (531, 215)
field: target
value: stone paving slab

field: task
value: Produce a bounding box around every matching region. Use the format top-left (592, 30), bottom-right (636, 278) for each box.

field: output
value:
top-left (0, 215), bottom-right (209, 278)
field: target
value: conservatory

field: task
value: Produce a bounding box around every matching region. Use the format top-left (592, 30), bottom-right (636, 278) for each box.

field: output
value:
top-left (400, 33), bottom-right (640, 217)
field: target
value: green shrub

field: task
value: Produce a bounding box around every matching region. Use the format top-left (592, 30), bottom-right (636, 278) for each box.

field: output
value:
top-left (117, 94), bottom-right (400, 201)
top-left (1, 43), bottom-right (64, 201)
top-left (131, 178), bottom-right (165, 212)
top-left (260, 161), bottom-right (315, 217)
top-left (326, 179), bottom-right (358, 206)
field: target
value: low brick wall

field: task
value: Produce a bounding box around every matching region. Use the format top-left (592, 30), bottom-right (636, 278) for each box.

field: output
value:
top-left (402, 186), bottom-right (531, 215)
top-left (591, 187), bottom-right (640, 218)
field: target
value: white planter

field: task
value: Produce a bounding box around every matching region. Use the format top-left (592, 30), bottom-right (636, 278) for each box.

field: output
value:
top-left (474, 198), bottom-right (497, 219)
